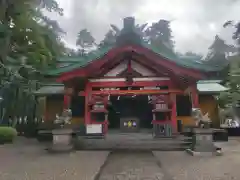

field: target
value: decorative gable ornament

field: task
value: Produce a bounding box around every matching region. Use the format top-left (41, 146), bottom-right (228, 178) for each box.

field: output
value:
top-left (125, 72), bottom-right (134, 84)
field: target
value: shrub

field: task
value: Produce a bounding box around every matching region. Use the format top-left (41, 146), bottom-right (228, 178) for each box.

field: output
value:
top-left (0, 126), bottom-right (18, 144)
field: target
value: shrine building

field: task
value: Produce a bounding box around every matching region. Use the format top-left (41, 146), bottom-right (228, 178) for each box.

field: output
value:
top-left (35, 17), bottom-right (228, 137)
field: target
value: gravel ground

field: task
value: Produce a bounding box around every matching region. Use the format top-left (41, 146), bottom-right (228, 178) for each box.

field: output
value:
top-left (153, 139), bottom-right (240, 180)
top-left (0, 138), bottom-right (109, 180)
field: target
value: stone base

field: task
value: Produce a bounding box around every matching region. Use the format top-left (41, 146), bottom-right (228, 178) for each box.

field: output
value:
top-left (48, 128), bottom-right (74, 153)
top-left (185, 148), bottom-right (223, 157)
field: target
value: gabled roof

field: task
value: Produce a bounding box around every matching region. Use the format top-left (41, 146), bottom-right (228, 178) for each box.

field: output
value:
top-left (45, 44), bottom-right (228, 77)
top-left (56, 45), bottom-right (208, 83)
top-left (44, 43), bottom-right (227, 76)
top-left (44, 17), bottom-right (228, 77)
top-left (44, 46), bottom-right (112, 76)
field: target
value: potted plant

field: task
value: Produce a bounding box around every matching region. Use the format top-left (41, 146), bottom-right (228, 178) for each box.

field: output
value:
top-left (49, 109), bottom-right (74, 152)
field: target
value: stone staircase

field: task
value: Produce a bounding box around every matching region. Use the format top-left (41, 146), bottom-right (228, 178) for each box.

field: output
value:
top-left (75, 132), bottom-right (191, 151)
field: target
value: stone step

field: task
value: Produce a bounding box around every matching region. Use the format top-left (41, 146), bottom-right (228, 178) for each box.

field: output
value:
top-left (79, 145), bottom-right (187, 151)
top-left (74, 137), bottom-right (190, 151)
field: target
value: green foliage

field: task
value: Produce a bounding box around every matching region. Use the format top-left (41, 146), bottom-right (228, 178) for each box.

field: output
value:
top-left (97, 18), bottom-right (174, 52)
top-left (224, 21), bottom-right (240, 46)
top-left (0, 126), bottom-right (17, 143)
top-left (0, 0), bottom-right (65, 67)
top-left (0, 0), bottom-right (66, 124)
top-left (218, 20), bottom-right (240, 108)
top-left (208, 35), bottom-right (236, 54)
top-left (204, 35), bottom-right (236, 67)
top-left (218, 56), bottom-right (240, 107)
top-left (76, 29), bottom-right (95, 50)
top-left (145, 20), bottom-right (174, 49)
top-left (99, 30), bottom-right (117, 48)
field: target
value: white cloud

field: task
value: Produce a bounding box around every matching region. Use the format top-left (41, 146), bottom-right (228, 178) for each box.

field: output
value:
top-left (52, 0), bottom-right (240, 54)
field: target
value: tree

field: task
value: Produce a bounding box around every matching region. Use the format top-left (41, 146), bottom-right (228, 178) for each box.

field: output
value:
top-left (208, 35), bottom-right (236, 56)
top-left (145, 20), bottom-right (174, 49)
top-left (99, 22), bottom-right (148, 47)
top-left (0, 0), bottom-right (65, 123)
top-left (99, 29), bottom-right (118, 48)
top-left (224, 21), bottom-right (240, 51)
top-left (0, 0), bottom-right (65, 67)
top-left (76, 29), bottom-right (95, 54)
top-left (98, 25), bottom-right (120, 48)
top-left (218, 55), bottom-right (240, 107)
top-left (205, 35), bottom-right (236, 66)
top-left (218, 21), bottom-right (240, 108)
top-left (99, 18), bottom-right (174, 51)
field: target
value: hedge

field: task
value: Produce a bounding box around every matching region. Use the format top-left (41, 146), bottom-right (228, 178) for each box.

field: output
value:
top-left (0, 126), bottom-right (17, 144)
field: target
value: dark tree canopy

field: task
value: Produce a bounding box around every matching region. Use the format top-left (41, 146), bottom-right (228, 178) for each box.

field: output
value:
top-left (76, 29), bottom-right (95, 49)
top-left (209, 35), bottom-right (236, 55)
top-left (145, 20), bottom-right (174, 49)
top-left (97, 18), bottom-right (174, 53)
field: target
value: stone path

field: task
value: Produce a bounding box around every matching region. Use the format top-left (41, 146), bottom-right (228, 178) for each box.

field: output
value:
top-left (97, 151), bottom-right (170, 180)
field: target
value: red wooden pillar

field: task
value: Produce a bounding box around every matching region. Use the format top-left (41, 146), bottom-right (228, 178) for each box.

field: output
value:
top-left (84, 82), bottom-right (91, 125)
top-left (63, 87), bottom-right (72, 109)
top-left (170, 93), bottom-right (177, 133)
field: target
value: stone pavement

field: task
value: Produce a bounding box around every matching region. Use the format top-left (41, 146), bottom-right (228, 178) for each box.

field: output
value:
top-left (154, 139), bottom-right (240, 180)
top-left (1, 137), bottom-right (240, 180)
top-left (0, 138), bottom-right (109, 180)
top-left (97, 151), bottom-right (168, 180)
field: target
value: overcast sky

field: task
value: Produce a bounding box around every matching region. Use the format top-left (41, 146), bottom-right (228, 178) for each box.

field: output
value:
top-left (48, 0), bottom-right (240, 55)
